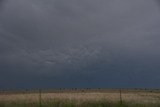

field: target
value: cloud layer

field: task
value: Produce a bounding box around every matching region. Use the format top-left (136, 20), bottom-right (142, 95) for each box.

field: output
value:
top-left (0, 0), bottom-right (160, 89)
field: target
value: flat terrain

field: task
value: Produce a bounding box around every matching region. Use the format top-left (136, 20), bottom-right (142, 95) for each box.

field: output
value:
top-left (0, 89), bottom-right (160, 107)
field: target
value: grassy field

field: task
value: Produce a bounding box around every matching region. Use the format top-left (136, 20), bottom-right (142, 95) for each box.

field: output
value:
top-left (0, 89), bottom-right (160, 107)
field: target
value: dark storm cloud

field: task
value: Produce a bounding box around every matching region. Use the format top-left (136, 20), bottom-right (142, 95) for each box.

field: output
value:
top-left (0, 0), bottom-right (5, 6)
top-left (0, 0), bottom-right (160, 88)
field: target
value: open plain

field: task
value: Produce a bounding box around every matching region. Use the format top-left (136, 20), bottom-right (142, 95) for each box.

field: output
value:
top-left (0, 89), bottom-right (160, 107)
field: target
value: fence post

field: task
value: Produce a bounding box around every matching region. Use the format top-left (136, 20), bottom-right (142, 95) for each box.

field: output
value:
top-left (39, 89), bottom-right (42, 107)
top-left (119, 89), bottom-right (122, 105)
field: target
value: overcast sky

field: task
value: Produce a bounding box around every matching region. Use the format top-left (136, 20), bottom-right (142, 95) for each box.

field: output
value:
top-left (0, 0), bottom-right (160, 89)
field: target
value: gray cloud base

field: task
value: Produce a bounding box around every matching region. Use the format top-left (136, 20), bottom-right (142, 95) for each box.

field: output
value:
top-left (0, 0), bottom-right (160, 89)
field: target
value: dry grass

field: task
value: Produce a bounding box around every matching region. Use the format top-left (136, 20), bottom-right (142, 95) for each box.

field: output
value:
top-left (0, 89), bottom-right (160, 104)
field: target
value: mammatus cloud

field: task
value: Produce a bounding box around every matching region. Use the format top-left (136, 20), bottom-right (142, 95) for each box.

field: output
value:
top-left (0, 0), bottom-right (160, 88)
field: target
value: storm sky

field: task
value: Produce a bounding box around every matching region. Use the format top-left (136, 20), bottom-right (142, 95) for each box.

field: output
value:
top-left (0, 0), bottom-right (160, 89)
